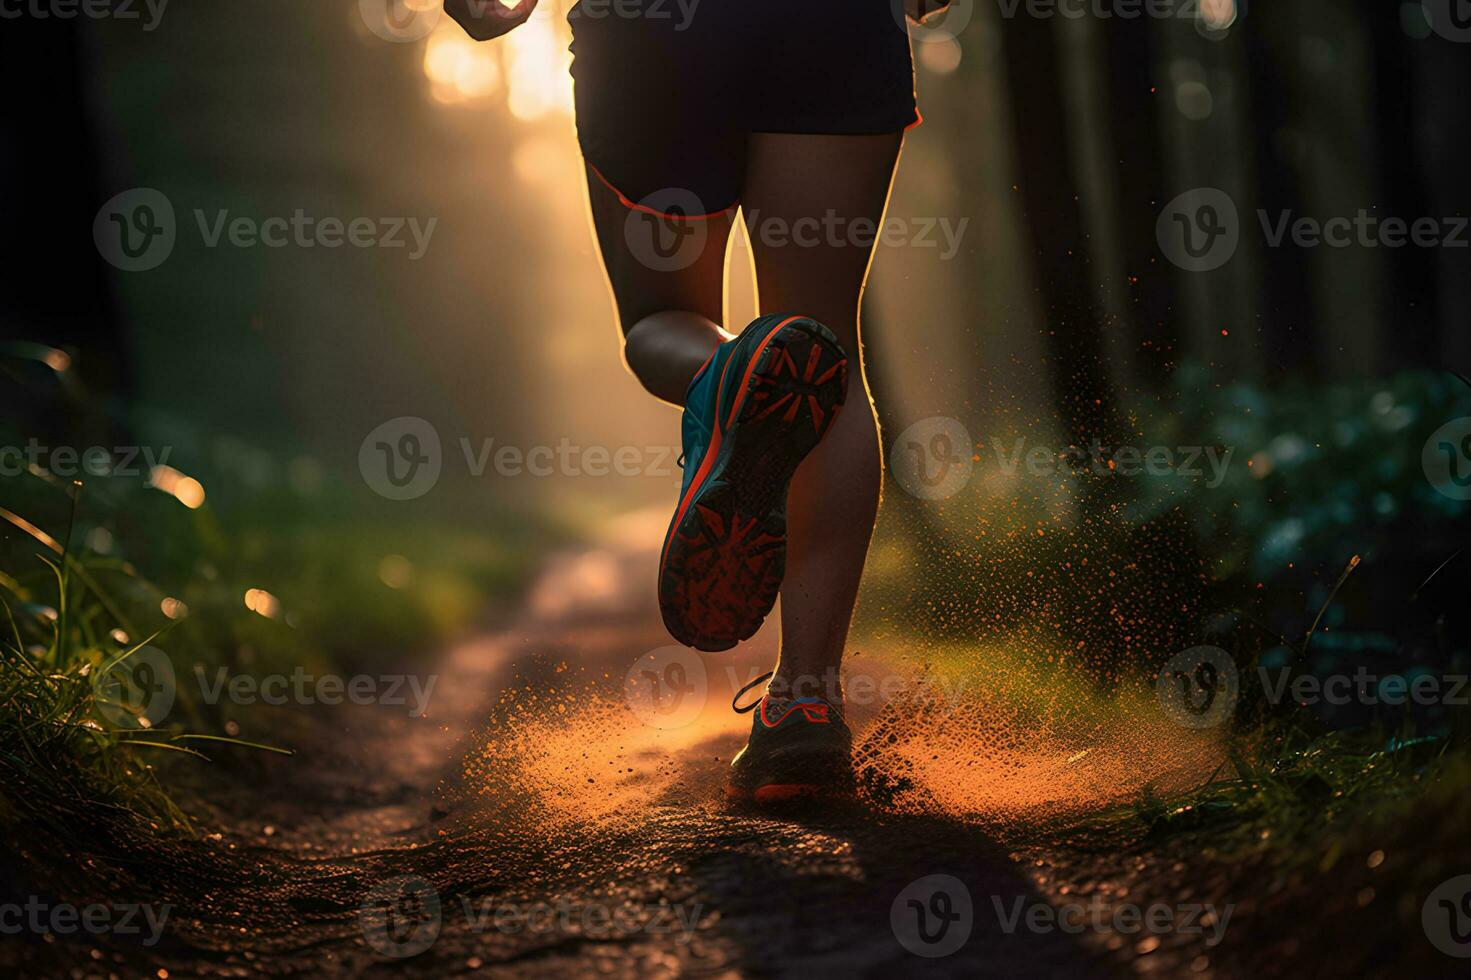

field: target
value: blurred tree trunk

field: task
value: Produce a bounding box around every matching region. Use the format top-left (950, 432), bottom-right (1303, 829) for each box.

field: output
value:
top-left (0, 21), bottom-right (131, 446)
top-left (999, 14), bottom-right (1130, 511)
top-left (1150, 8), bottom-right (1262, 378)
top-left (1365, 1), bottom-right (1437, 370)
top-left (1053, 13), bottom-right (1184, 391)
top-left (1412, 21), bottom-right (1471, 370)
top-left (1245, 0), bottom-right (1385, 380)
top-left (1238, 15), bottom-right (1315, 378)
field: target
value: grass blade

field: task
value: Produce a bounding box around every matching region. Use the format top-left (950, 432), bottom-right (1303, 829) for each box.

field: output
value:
top-left (98, 622), bottom-right (178, 677)
top-left (1299, 554), bottom-right (1362, 663)
top-left (171, 734), bottom-right (296, 757)
top-left (117, 739), bottom-right (211, 762)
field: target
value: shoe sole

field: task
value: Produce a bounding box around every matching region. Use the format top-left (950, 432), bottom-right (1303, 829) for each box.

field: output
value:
top-left (658, 315), bottom-right (848, 652)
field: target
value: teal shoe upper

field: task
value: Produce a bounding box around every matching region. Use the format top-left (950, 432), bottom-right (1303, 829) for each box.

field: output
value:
top-left (679, 344), bottom-right (729, 496)
top-left (678, 315), bottom-right (798, 497)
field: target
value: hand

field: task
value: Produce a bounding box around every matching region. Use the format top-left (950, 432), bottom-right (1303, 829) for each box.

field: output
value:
top-left (443, 0), bottom-right (536, 41)
top-left (905, 0), bottom-right (953, 24)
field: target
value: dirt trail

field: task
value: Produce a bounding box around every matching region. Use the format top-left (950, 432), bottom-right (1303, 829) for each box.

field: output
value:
top-left (10, 509), bottom-right (1127, 978)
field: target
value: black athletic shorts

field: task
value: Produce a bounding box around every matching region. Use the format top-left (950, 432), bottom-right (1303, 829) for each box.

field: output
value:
top-left (568, 0), bottom-right (920, 218)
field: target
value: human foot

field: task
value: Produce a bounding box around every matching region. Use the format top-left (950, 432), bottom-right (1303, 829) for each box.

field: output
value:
top-left (727, 687), bottom-right (854, 805)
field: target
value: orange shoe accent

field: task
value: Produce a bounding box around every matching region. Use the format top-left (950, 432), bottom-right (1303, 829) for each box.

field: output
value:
top-left (751, 783), bottom-right (851, 805)
top-left (758, 699), bottom-right (831, 727)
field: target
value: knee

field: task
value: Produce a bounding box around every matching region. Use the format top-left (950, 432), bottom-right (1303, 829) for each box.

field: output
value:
top-left (621, 311), bottom-right (725, 402)
top-left (621, 318), bottom-right (665, 394)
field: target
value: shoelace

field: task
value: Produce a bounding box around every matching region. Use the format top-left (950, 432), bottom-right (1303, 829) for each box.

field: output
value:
top-left (731, 671), bottom-right (774, 713)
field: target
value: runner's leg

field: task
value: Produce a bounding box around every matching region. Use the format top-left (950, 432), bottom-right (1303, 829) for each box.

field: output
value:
top-left (582, 164), bottom-right (736, 405)
top-left (740, 132), bottom-right (904, 701)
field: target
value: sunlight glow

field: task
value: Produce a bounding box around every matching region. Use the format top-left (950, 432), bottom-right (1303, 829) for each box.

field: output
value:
top-left (417, 3), bottom-right (573, 118)
top-left (148, 465), bottom-right (206, 510)
top-left (919, 37), bottom-right (962, 75)
top-left (510, 135), bottom-right (563, 184)
top-left (244, 588), bottom-right (283, 619)
top-left (503, 13), bottom-right (574, 120)
top-left (378, 554), bottom-right (415, 589)
top-left (424, 20), bottom-right (503, 103)
top-left (1199, 0), bottom-right (1237, 30)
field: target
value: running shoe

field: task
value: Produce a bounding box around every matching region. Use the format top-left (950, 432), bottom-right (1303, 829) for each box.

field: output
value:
top-left (726, 677), bottom-right (854, 805)
top-left (659, 314), bottom-right (848, 651)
